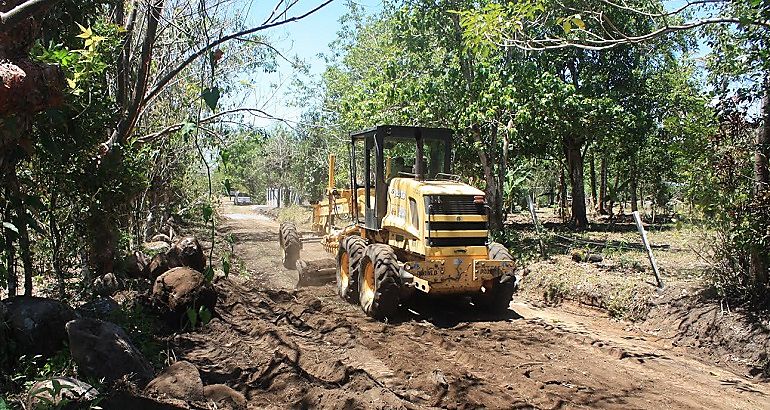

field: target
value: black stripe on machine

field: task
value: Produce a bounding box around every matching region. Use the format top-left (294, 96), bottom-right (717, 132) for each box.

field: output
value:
top-left (425, 221), bottom-right (488, 231)
top-left (426, 237), bottom-right (487, 247)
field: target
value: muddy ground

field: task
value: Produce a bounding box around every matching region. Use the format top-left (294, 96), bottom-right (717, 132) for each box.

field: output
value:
top-left (170, 201), bottom-right (770, 409)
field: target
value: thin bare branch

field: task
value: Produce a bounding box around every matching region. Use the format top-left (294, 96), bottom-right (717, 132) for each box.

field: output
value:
top-left (136, 108), bottom-right (293, 143)
top-left (0, 0), bottom-right (61, 30)
top-left (142, 0), bottom-right (334, 108)
top-left (502, 17), bottom-right (770, 51)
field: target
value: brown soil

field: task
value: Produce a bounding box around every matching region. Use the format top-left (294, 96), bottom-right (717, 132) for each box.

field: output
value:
top-left (168, 202), bottom-right (770, 409)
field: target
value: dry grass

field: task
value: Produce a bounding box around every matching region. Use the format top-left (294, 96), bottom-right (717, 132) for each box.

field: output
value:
top-left (511, 206), bottom-right (713, 320)
top-left (276, 204), bottom-right (313, 225)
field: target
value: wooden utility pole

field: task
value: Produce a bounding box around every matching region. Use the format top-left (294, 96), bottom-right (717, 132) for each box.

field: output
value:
top-left (633, 211), bottom-right (663, 289)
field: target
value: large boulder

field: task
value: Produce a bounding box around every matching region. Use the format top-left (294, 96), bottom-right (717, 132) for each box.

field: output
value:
top-left (142, 241), bottom-right (171, 255)
top-left (144, 361), bottom-right (204, 401)
top-left (152, 268), bottom-right (216, 312)
top-left (167, 236), bottom-right (206, 272)
top-left (66, 318), bottom-right (153, 387)
top-left (26, 377), bottom-right (98, 409)
top-left (152, 268), bottom-right (216, 327)
top-left (204, 384), bottom-right (246, 409)
top-left (3, 296), bottom-right (77, 358)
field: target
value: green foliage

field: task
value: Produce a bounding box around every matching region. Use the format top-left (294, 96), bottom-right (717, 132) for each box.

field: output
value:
top-left (109, 304), bottom-right (166, 368)
top-left (201, 87), bottom-right (222, 111)
top-left (185, 305), bottom-right (213, 330)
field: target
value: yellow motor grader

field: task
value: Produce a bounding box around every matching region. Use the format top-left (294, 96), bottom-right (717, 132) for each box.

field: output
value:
top-left (279, 125), bottom-right (519, 320)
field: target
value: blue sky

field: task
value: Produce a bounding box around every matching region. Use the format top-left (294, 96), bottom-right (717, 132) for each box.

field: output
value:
top-left (232, 0), bottom-right (383, 128)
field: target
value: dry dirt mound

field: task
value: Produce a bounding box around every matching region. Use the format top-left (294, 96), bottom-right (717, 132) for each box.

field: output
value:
top-left (638, 288), bottom-right (770, 378)
top-left (172, 278), bottom-right (411, 409)
top-left (166, 276), bottom-right (770, 409)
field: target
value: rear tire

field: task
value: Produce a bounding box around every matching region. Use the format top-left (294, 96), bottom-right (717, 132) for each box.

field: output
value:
top-left (336, 236), bottom-right (365, 302)
top-left (476, 242), bottom-right (517, 314)
top-left (358, 244), bottom-right (401, 320)
top-left (279, 222), bottom-right (302, 269)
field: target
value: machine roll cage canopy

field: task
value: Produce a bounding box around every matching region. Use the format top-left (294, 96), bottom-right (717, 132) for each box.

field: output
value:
top-left (349, 125), bottom-right (454, 231)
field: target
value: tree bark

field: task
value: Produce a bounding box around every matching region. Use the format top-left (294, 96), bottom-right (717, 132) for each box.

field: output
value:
top-left (472, 127), bottom-right (504, 232)
top-left (598, 156), bottom-right (608, 214)
top-left (3, 195), bottom-right (16, 297)
top-left (109, 0), bottom-right (164, 148)
top-left (8, 171), bottom-right (32, 295)
top-left (589, 151), bottom-right (597, 208)
top-left (630, 161), bottom-right (639, 213)
top-left (559, 165), bottom-right (567, 222)
top-left (566, 142), bottom-right (589, 229)
top-left (49, 190), bottom-right (65, 298)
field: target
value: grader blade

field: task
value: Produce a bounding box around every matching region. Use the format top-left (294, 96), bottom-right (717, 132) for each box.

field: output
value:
top-left (296, 258), bottom-right (337, 288)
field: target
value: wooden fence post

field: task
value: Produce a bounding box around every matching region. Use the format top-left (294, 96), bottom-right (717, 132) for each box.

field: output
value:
top-left (528, 194), bottom-right (547, 259)
top-left (633, 211), bottom-right (664, 289)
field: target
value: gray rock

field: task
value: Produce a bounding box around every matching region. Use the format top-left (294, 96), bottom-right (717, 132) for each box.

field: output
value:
top-left (152, 267), bottom-right (216, 314)
top-left (77, 297), bottom-right (120, 320)
top-left (26, 377), bottom-right (98, 409)
top-left (142, 241), bottom-right (171, 254)
top-left (3, 296), bottom-right (77, 358)
top-left (66, 318), bottom-right (153, 387)
top-left (145, 361), bottom-right (204, 401)
top-left (167, 236), bottom-right (206, 273)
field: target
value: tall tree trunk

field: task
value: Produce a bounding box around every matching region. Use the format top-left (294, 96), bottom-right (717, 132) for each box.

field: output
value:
top-left (589, 152), bottom-right (597, 209)
top-left (49, 191), bottom-right (65, 298)
top-left (598, 156), bottom-right (608, 215)
top-left (565, 141), bottom-right (588, 229)
top-left (472, 127), bottom-right (504, 232)
top-left (609, 172), bottom-right (620, 222)
top-left (750, 77), bottom-right (770, 295)
top-left (3, 195), bottom-right (16, 297)
top-left (9, 173), bottom-right (33, 295)
top-left (630, 161), bottom-right (639, 213)
top-left (559, 166), bottom-right (567, 222)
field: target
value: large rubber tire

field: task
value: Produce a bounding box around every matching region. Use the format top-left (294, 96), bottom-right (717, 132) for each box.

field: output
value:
top-left (476, 242), bottom-right (517, 314)
top-left (358, 244), bottom-right (401, 320)
top-left (336, 236), bottom-right (365, 303)
top-left (279, 222), bottom-right (302, 269)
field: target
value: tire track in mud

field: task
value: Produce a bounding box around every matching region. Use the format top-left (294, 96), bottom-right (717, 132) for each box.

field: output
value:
top-left (178, 203), bottom-right (770, 409)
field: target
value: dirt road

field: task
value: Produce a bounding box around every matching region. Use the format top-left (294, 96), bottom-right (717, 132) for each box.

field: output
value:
top-left (172, 202), bottom-right (770, 409)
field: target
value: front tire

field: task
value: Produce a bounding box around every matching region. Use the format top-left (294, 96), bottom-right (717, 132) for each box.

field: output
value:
top-left (476, 242), bottom-right (517, 313)
top-left (336, 236), bottom-right (365, 302)
top-left (279, 222), bottom-right (302, 269)
top-left (358, 244), bottom-right (401, 320)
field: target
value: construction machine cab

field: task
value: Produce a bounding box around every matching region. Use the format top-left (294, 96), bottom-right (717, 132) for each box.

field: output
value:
top-left (350, 125), bottom-right (453, 231)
